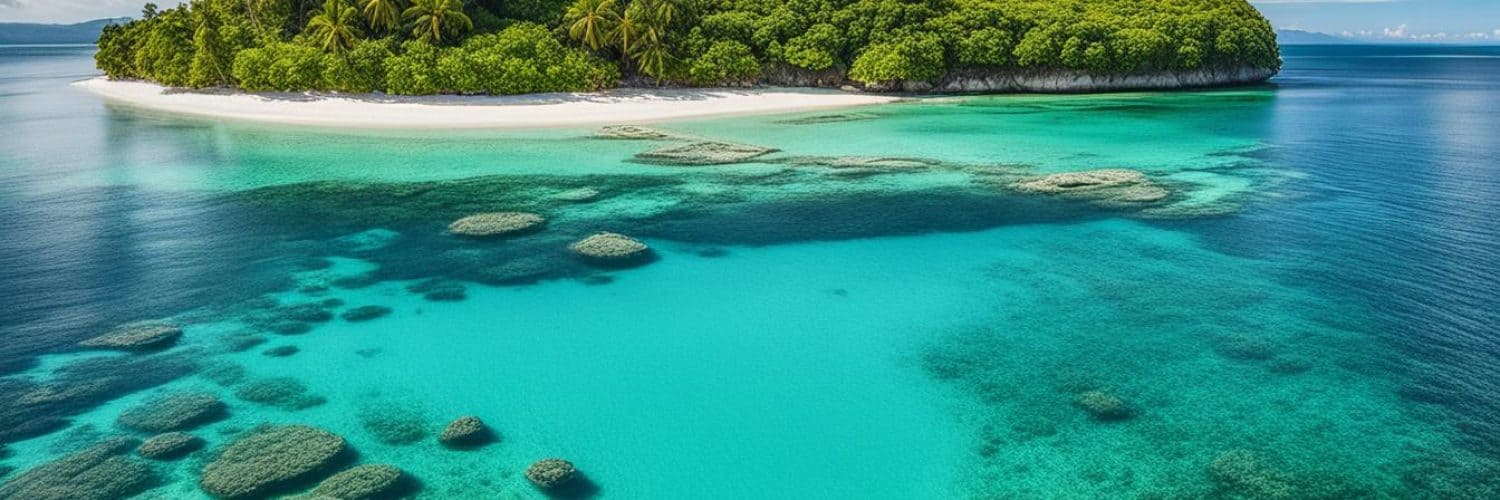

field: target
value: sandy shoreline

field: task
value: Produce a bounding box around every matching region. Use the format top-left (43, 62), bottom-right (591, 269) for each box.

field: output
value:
top-left (73, 77), bottom-right (899, 129)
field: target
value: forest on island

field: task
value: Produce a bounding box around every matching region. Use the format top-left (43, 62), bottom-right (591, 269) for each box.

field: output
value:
top-left (95, 0), bottom-right (1280, 95)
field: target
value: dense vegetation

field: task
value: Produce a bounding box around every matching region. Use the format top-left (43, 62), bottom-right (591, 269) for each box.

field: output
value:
top-left (96, 0), bottom-right (1279, 95)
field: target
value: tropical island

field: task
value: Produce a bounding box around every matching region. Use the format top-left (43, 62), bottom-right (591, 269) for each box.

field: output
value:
top-left (78, 0), bottom-right (1279, 126)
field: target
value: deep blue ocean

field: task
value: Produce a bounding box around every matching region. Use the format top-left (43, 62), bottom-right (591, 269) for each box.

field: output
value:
top-left (0, 44), bottom-right (1497, 498)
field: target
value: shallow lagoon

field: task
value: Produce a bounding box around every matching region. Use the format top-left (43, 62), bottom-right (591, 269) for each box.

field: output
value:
top-left (2, 45), bottom-right (1499, 498)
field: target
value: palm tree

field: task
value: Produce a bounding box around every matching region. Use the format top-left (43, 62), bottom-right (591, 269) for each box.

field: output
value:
top-left (308, 0), bottom-right (363, 53)
top-left (565, 0), bottom-right (620, 51)
top-left (609, 1), bottom-right (643, 57)
top-left (623, 0), bottom-right (672, 79)
top-left (404, 0), bottom-right (472, 44)
top-left (362, 0), bottom-right (404, 34)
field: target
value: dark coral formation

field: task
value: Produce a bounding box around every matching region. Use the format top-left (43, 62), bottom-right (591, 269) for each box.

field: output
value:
top-left (199, 425), bottom-right (348, 499)
top-left (0, 437), bottom-right (154, 500)
top-left (1207, 450), bottom-right (1294, 499)
top-left (221, 332), bottom-right (269, 352)
top-left (309, 464), bottom-right (407, 500)
top-left (438, 416), bottom-right (494, 448)
top-left (448, 212), bottom-right (546, 238)
top-left (595, 125), bottom-right (685, 140)
top-left (116, 392), bottom-right (226, 433)
top-left (1211, 333), bottom-right (1279, 361)
top-left (1007, 169), bottom-right (1170, 208)
top-left (78, 322), bottom-right (183, 351)
top-left (234, 377), bottom-right (325, 410)
top-left (0, 354), bottom-right (196, 443)
top-left (406, 279), bottom-right (467, 302)
top-left (263, 345), bottom-right (301, 357)
top-left (341, 305), bottom-right (393, 322)
top-left (475, 258), bottom-right (555, 286)
top-left (525, 458), bottom-right (577, 490)
top-left (137, 432), bottom-right (203, 460)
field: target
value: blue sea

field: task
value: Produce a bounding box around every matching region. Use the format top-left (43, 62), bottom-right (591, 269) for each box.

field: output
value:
top-left (0, 44), bottom-right (1497, 498)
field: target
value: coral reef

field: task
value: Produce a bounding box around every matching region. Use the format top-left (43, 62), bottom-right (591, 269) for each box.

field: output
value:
top-left (309, 464), bottom-right (407, 500)
top-left (78, 322), bottom-right (183, 351)
top-left (137, 432), bottom-right (203, 460)
top-left (221, 332), bottom-right (268, 352)
top-left (438, 416), bottom-right (494, 448)
top-left (1212, 333), bottom-right (1279, 361)
top-left (0, 437), bottom-right (154, 500)
top-left (525, 458), bottom-right (577, 489)
top-left (1074, 390), bottom-right (1133, 421)
top-left (200, 362), bottom-right (247, 387)
top-left (1007, 169), bottom-right (1170, 207)
top-left (475, 257), bottom-right (555, 286)
top-left (1207, 450), bottom-right (1294, 499)
top-left (595, 125), bottom-right (684, 140)
top-left (199, 425), bottom-right (348, 499)
top-left (116, 392), bottom-right (226, 433)
top-left (775, 112), bottom-right (880, 125)
top-left (448, 212), bottom-right (547, 238)
top-left (569, 232), bottom-right (653, 265)
top-left (234, 377), bottom-right (325, 410)
top-left (266, 321), bottom-right (313, 335)
top-left (635, 141), bottom-right (778, 165)
top-left (341, 305), bottom-right (393, 322)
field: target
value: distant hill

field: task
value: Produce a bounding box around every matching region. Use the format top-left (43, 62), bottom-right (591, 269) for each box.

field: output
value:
top-left (1277, 29), bottom-right (1352, 45)
top-left (0, 18), bottom-right (128, 45)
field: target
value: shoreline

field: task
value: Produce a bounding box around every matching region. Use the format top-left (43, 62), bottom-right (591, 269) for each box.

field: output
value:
top-left (73, 78), bottom-right (900, 129)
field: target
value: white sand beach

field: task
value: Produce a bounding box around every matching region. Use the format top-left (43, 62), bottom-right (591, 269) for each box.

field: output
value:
top-left (73, 77), bottom-right (899, 129)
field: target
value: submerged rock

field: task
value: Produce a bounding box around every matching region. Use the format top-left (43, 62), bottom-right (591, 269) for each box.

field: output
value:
top-left (274, 304), bottom-right (336, 323)
top-left (406, 279), bottom-right (467, 302)
top-left (635, 141), bottom-right (778, 165)
top-left (775, 112), bottom-right (880, 125)
top-left (137, 432), bottom-right (203, 460)
top-left (116, 392), bottom-right (226, 433)
top-left (234, 377), bottom-right (325, 410)
top-left (341, 305), bottom-right (392, 322)
top-left (1008, 169), bottom-right (1170, 207)
top-left (551, 187), bottom-right (603, 203)
top-left (569, 232), bottom-right (653, 265)
top-left (438, 416), bottom-right (494, 448)
top-left (1074, 390), bottom-right (1133, 421)
top-left (448, 212), bottom-right (546, 238)
top-left (782, 156), bottom-right (941, 171)
top-left (79, 322), bottom-right (183, 351)
top-left (596, 125), bottom-right (683, 140)
top-left (357, 404), bottom-right (428, 446)
top-left (1207, 449), bottom-right (1294, 499)
top-left (199, 425), bottom-right (347, 499)
top-left (309, 464), bottom-right (406, 499)
top-left (525, 458), bottom-right (577, 489)
top-left (476, 257), bottom-right (555, 286)
top-left (221, 332), bottom-right (268, 352)
top-left (0, 438), bottom-right (153, 500)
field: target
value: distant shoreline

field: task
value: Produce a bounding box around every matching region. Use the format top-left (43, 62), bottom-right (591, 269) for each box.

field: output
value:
top-left (73, 77), bottom-right (900, 129)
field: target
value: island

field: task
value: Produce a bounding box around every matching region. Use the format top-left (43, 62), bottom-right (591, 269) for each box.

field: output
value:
top-left (81, 0), bottom-right (1279, 126)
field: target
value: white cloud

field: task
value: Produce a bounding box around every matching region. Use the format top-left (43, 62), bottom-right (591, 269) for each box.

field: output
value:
top-left (1383, 24), bottom-right (1408, 38)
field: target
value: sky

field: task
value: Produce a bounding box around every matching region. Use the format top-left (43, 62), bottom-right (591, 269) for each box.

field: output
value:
top-left (1, 0), bottom-right (1499, 43)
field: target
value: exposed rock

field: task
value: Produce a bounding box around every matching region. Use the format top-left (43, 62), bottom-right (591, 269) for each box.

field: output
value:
top-left (0, 438), bottom-right (154, 500)
top-left (263, 345), bottom-right (300, 357)
top-left (341, 305), bottom-right (392, 322)
top-left (199, 425), bottom-right (348, 499)
top-left (525, 458), bottom-right (577, 489)
top-left (1008, 169), bottom-right (1170, 207)
top-left (309, 464), bottom-right (406, 500)
top-left (569, 232), bottom-right (653, 265)
top-left (635, 141), bottom-right (778, 166)
top-left (79, 322), bottom-right (183, 351)
top-left (781, 155), bottom-right (941, 170)
top-left (1074, 390), bottom-right (1133, 421)
top-left (551, 187), bottom-right (602, 203)
top-left (137, 432), bottom-right (203, 460)
top-left (438, 416), bottom-right (494, 447)
top-left (934, 64), bottom-right (1278, 94)
top-left (234, 377), bottom-right (325, 410)
top-left (117, 392), bottom-right (226, 433)
top-left (448, 212), bottom-right (546, 238)
top-left (596, 125), bottom-right (684, 140)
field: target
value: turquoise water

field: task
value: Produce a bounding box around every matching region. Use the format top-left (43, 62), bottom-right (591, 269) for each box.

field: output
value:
top-left (2, 44), bottom-right (1499, 498)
